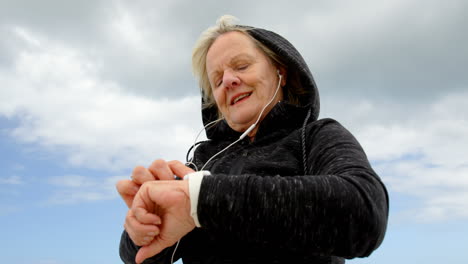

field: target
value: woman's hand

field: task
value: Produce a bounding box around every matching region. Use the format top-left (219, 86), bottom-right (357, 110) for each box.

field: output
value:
top-left (116, 160), bottom-right (195, 251)
top-left (132, 180), bottom-right (195, 264)
top-left (116, 159), bottom-right (185, 208)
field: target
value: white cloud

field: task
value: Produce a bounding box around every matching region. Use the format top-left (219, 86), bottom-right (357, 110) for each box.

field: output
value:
top-left (45, 175), bottom-right (127, 204)
top-left (0, 2), bottom-right (467, 224)
top-left (48, 175), bottom-right (92, 188)
top-left (95, 1), bottom-right (195, 98)
top-left (0, 175), bottom-right (23, 185)
top-left (356, 92), bottom-right (468, 166)
top-left (337, 91), bottom-right (468, 222)
top-left (12, 26), bottom-right (41, 47)
top-left (0, 26), bottom-right (203, 171)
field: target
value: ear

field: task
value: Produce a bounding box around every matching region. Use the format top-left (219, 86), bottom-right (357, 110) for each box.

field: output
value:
top-left (278, 67), bottom-right (287, 87)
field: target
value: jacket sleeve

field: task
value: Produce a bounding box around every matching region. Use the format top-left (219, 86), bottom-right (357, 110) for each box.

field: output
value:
top-left (196, 119), bottom-right (389, 258)
top-left (119, 230), bottom-right (179, 264)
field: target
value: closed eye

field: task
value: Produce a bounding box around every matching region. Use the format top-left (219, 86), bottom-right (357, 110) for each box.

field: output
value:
top-left (237, 64), bottom-right (249, 71)
top-left (210, 74), bottom-right (222, 88)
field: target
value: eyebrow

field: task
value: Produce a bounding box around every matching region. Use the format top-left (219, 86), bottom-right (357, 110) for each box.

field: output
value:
top-left (208, 53), bottom-right (256, 80)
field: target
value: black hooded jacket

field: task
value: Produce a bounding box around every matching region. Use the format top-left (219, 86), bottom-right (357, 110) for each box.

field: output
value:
top-left (120, 27), bottom-right (388, 264)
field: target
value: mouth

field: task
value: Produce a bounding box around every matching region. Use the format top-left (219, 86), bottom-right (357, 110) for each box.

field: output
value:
top-left (231, 92), bottom-right (252, 105)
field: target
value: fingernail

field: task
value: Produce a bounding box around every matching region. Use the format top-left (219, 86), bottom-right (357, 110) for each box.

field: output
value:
top-left (154, 219), bottom-right (161, 225)
top-left (143, 236), bottom-right (151, 241)
top-left (147, 232), bottom-right (157, 236)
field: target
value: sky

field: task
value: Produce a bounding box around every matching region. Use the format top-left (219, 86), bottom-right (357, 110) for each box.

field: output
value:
top-left (0, 0), bottom-right (467, 263)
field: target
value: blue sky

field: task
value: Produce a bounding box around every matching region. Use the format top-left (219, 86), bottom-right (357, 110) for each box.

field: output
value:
top-left (1, 0), bottom-right (467, 263)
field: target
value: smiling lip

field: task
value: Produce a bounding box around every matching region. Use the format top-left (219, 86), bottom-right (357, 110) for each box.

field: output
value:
top-left (231, 92), bottom-right (252, 105)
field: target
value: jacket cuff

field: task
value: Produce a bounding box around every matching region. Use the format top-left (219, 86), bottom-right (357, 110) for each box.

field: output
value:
top-left (184, 170), bottom-right (211, 227)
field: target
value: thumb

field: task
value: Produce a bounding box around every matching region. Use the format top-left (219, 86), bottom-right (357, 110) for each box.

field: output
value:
top-left (168, 160), bottom-right (195, 178)
top-left (135, 238), bottom-right (170, 264)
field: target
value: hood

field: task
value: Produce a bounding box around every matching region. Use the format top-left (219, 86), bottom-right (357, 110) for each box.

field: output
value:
top-left (201, 26), bottom-right (320, 139)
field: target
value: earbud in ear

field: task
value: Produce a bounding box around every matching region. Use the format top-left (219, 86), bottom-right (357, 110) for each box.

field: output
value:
top-left (277, 69), bottom-right (281, 77)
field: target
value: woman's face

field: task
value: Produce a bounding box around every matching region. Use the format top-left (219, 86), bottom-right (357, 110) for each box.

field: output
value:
top-left (206, 31), bottom-right (284, 134)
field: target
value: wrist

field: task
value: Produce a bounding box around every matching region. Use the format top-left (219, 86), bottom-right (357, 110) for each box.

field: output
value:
top-left (184, 171), bottom-right (211, 227)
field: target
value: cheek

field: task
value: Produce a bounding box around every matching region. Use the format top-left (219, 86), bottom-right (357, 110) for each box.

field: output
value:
top-left (255, 77), bottom-right (274, 99)
top-left (213, 90), bottom-right (225, 107)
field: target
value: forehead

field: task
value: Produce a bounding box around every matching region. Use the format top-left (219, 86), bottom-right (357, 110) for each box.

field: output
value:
top-left (206, 31), bottom-right (260, 71)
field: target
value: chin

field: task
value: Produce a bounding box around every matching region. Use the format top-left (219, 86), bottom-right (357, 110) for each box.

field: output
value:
top-left (228, 119), bottom-right (256, 133)
top-left (226, 107), bottom-right (260, 131)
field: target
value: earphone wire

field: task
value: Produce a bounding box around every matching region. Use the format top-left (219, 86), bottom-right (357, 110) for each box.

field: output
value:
top-left (185, 117), bottom-right (224, 172)
top-left (253, 73), bottom-right (282, 127)
top-left (170, 240), bottom-right (181, 264)
top-left (200, 136), bottom-right (243, 171)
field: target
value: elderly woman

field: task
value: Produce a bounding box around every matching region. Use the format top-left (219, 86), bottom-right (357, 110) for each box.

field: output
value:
top-left (117, 16), bottom-right (388, 264)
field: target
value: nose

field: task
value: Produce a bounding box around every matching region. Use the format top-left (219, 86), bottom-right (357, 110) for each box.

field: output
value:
top-left (222, 70), bottom-right (240, 89)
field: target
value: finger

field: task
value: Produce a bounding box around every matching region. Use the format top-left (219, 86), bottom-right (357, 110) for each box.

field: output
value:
top-left (132, 166), bottom-right (156, 185)
top-left (132, 192), bottom-right (163, 225)
top-left (126, 210), bottom-right (160, 235)
top-left (132, 207), bottom-right (162, 225)
top-left (125, 221), bottom-right (155, 246)
top-left (125, 211), bottom-right (160, 246)
top-left (125, 223), bottom-right (157, 246)
top-left (168, 160), bottom-right (195, 178)
top-left (116, 180), bottom-right (139, 208)
top-left (116, 180), bottom-right (139, 197)
top-left (148, 159), bottom-right (174, 181)
top-left (135, 239), bottom-right (169, 264)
